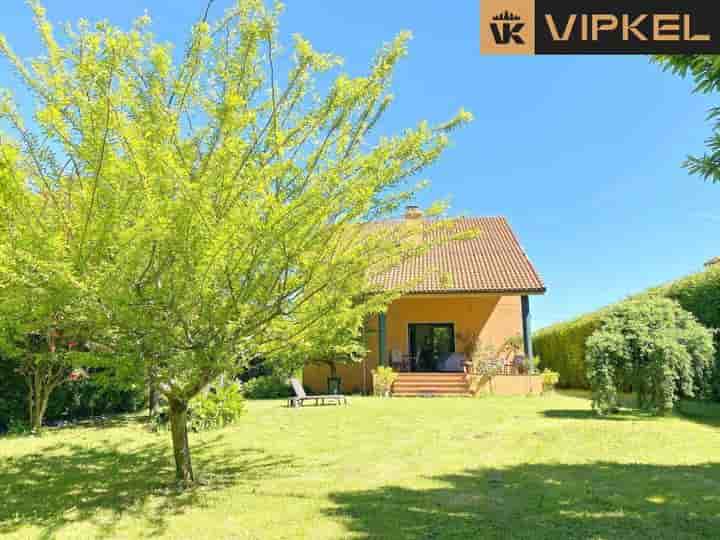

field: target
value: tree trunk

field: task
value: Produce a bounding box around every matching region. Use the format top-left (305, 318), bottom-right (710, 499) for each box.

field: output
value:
top-left (148, 386), bottom-right (160, 418)
top-left (29, 395), bottom-right (43, 432)
top-left (28, 383), bottom-right (50, 433)
top-left (148, 369), bottom-right (160, 418)
top-left (27, 370), bottom-right (47, 433)
top-left (168, 398), bottom-right (194, 484)
top-left (145, 354), bottom-right (161, 418)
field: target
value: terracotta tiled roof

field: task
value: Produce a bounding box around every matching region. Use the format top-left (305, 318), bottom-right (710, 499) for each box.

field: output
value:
top-left (371, 216), bottom-right (545, 294)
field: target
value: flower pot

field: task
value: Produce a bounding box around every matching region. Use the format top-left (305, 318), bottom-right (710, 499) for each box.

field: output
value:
top-left (327, 376), bottom-right (342, 395)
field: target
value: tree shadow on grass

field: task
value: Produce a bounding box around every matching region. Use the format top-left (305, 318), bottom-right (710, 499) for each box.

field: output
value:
top-left (0, 434), bottom-right (297, 538)
top-left (327, 462), bottom-right (720, 539)
top-left (676, 400), bottom-right (720, 429)
top-left (542, 409), bottom-right (656, 421)
top-left (545, 401), bottom-right (720, 428)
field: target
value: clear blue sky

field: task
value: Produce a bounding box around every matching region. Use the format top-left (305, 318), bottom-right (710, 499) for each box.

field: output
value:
top-left (2, 1), bottom-right (718, 329)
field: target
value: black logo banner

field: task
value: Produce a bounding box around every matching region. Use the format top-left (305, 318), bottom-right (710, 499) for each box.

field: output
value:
top-left (480, 0), bottom-right (720, 55)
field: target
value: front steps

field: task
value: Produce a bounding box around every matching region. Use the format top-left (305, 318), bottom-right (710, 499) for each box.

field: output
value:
top-left (392, 372), bottom-right (470, 397)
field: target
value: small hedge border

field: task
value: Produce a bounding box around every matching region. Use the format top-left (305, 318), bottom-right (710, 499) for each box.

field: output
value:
top-left (533, 267), bottom-right (720, 391)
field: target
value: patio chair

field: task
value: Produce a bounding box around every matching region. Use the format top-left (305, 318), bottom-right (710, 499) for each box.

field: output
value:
top-left (408, 350), bottom-right (421, 372)
top-left (390, 350), bottom-right (407, 372)
top-left (288, 378), bottom-right (348, 408)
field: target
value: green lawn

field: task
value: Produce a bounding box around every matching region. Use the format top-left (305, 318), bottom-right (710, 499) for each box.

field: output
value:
top-left (1, 393), bottom-right (719, 539)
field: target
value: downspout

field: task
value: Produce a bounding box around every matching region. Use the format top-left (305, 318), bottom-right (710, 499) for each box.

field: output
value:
top-left (521, 295), bottom-right (534, 392)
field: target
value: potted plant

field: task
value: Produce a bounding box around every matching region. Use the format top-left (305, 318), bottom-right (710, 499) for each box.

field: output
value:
top-left (309, 329), bottom-right (367, 396)
top-left (372, 366), bottom-right (398, 397)
top-left (541, 369), bottom-right (560, 394)
top-left (500, 334), bottom-right (525, 373)
top-left (459, 333), bottom-right (503, 395)
top-left (324, 359), bottom-right (342, 395)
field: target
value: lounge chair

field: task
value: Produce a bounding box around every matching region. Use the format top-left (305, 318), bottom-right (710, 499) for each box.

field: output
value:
top-left (288, 378), bottom-right (348, 408)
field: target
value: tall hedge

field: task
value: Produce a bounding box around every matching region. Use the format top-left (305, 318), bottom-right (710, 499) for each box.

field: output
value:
top-left (534, 266), bottom-right (720, 390)
top-left (533, 313), bottom-right (602, 388)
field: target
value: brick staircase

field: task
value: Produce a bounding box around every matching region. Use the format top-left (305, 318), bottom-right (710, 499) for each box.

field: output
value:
top-left (392, 372), bottom-right (470, 397)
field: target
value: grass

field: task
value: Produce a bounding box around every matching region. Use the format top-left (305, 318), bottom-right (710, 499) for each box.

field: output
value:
top-left (1, 392), bottom-right (719, 539)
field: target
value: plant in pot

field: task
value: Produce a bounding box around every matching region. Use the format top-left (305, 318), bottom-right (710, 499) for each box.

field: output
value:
top-left (457, 332), bottom-right (504, 395)
top-left (321, 357), bottom-right (343, 395)
top-left (500, 334), bottom-right (526, 374)
top-left (372, 366), bottom-right (398, 397)
top-left (305, 320), bottom-right (368, 395)
top-left (541, 369), bottom-right (560, 394)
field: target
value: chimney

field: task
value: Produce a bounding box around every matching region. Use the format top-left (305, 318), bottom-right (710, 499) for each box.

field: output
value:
top-left (404, 205), bottom-right (424, 220)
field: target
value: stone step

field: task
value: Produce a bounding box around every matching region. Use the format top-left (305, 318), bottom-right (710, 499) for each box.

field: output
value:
top-left (394, 375), bottom-right (466, 381)
top-left (393, 392), bottom-right (472, 397)
top-left (392, 373), bottom-right (469, 397)
top-left (393, 382), bottom-right (468, 389)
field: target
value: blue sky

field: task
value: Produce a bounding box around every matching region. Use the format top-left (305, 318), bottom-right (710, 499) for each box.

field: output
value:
top-left (1, 1), bottom-right (718, 329)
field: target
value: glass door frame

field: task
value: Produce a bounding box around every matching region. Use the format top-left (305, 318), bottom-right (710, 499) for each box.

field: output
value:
top-left (408, 323), bottom-right (456, 372)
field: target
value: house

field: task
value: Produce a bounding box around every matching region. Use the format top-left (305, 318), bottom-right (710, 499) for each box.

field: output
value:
top-left (302, 206), bottom-right (546, 396)
top-left (704, 256), bottom-right (720, 269)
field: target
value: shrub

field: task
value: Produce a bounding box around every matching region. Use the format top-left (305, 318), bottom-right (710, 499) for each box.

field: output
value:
top-left (188, 384), bottom-right (246, 432)
top-left (0, 356), bottom-right (26, 433)
top-left (372, 366), bottom-right (398, 396)
top-left (5, 418), bottom-right (31, 436)
top-left (242, 375), bottom-right (293, 399)
top-left (534, 266), bottom-right (720, 394)
top-left (586, 297), bottom-right (715, 415)
top-left (541, 369), bottom-right (560, 392)
top-left (45, 376), bottom-right (143, 423)
top-left (0, 354), bottom-right (143, 431)
top-left (662, 268), bottom-right (720, 399)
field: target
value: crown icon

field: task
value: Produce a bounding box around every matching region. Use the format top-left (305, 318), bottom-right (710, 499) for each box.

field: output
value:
top-left (492, 10), bottom-right (522, 21)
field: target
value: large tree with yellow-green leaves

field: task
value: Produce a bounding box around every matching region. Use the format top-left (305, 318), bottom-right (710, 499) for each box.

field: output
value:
top-left (0, 1), bottom-right (470, 483)
top-left (655, 55), bottom-right (720, 183)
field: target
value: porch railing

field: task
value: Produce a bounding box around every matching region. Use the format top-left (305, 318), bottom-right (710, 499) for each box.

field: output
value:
top-left (465, 355), bottom-right (535, 377)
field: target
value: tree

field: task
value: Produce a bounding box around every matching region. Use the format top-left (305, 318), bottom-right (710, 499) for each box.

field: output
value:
top-left (585, 297), bottom-right (715, 415)
top-left (299, 294), bottom-right (385, 392)
top-left (654, 55), bottom-right (720, 182)
top-left (0, 155), bottom-right (100, 432)
top-left (0, 2), bottom-right (470, 482)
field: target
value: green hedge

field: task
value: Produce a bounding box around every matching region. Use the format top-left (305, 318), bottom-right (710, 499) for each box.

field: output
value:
top-left (533, 267), bottom-right (720, 390)
top-left (533, 313), bottom-right (603, 388)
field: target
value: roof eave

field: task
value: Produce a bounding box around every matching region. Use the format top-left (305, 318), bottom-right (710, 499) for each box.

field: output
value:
top-left (401, 287), bottom-right (547, 296)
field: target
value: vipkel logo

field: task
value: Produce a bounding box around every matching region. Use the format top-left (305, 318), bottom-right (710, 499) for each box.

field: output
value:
top-left (490, 11), bottom-right (525, 45)
top-left (480, 0), bottom-right (720, 55)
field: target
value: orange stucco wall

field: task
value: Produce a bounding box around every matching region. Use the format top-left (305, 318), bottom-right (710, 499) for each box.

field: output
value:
top-left (303, 294), bottom-right (524, 394)
top-left (472, 375), bottom-right (544, 396)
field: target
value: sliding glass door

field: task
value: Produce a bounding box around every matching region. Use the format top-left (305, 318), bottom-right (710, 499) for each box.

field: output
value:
top-left (408, 324), bottom-right (456, 372)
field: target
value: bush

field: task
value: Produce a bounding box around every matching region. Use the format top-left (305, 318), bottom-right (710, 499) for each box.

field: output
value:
top-left (0, 355), bottom-right (143, 431)
top-left (541, 369), bottom-right (560, 388)
top-left (0, 357), bottom-right (27, 433)
top-left (45, 376), bottom-right (143, 423)
top-left (242, 375), bottom-right (293, 399)
top-left (5, 418), bottom-right (31, 436)
top-left (372, 366), bottom-right (398, 396)
top-left (586, 297), bottom-right (715, 415)
top-left (662, 268), bottom-right (720, 399)
top-left (188, 384), bottom-right (246, 432)
top-left (534, 266), bottom-right (720, 394)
